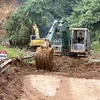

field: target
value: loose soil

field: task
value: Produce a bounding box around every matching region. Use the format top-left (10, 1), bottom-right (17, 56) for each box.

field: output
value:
top-left (0, 56), bottom-right (100, 100)
top-left (53, 56), bottom-right (100, 79)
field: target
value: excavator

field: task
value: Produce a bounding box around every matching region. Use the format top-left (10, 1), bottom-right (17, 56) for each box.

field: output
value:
top-left (35, 20), bottom-right (70, 70)
top-left (30, 23), bottom-right (45, 47)
top-left (32, 20), bottom-right (91, 70)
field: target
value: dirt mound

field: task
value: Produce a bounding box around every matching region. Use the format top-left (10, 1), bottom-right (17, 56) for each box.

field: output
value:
top-left (0, 61), bottom-right (36, 100)
top-left (53, 56), bottom-right (100, 79)
top-left (0, 67), bottom-right (23, 100)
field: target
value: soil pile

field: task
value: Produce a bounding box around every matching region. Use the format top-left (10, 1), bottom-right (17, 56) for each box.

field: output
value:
top-left (53, 56), bottom-right (100, 79)
top-left (0, 67), bottom-right (23, 100)
top-left (0, 61), bottom-right (36, 100)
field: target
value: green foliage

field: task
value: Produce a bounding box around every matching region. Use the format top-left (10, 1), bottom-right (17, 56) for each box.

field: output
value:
top-left (5, 0), bottom-right (78, 46)
top-left (67, 0), bottom-right (100, 41)
top-left (91, 41), bottom-right (100, 53)
top-left (5, 13), bottom-right (31, 46)
top-left (0, 45), bottom-right (23, 58)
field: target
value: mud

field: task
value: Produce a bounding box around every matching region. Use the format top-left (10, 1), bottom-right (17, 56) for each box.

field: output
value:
top-left (53, 56), bottom-right (100, 79)
top-left (0, 67), bottom-right (23, 100)
top-left (0, 56), bottom-right (100, 99)
top-left (0, 61), bottom-right (36, 100)
top-left (22, 75), bottom-right (100, 100)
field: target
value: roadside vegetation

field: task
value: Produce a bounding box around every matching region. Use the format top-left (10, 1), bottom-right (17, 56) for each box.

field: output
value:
top-left (91, 41), bottom-right (100, 53)
top-left (0, 45), bottom-right (24, 58)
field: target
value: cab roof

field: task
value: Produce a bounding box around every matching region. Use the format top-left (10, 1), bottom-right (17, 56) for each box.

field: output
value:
top-left (72, 28), bottom-right (90, 32)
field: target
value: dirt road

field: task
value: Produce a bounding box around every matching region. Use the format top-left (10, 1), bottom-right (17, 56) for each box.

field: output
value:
top-left (21, 75), bottom-right (100, 100)
top-left (0, 56), bottom-right (100, 100)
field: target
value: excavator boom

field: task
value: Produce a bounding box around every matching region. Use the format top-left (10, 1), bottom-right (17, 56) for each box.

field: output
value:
top-left (35, 20), bottom-right (58, 70)
top-left (35, 20), bottom-right (70, 70)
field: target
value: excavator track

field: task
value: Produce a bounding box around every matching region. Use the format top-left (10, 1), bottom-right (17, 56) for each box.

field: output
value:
top-left (35, 47), bottom-right (53, 70)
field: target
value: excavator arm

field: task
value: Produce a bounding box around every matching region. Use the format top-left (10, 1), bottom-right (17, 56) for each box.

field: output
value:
top-left (35, 20), bottom-right (59, 70)
top-left (46, 20), bottom-right (58, 42)
top-left (32, 23), bottom-right (40, 38)
top-left (35, 20), bottom-right (70, 70)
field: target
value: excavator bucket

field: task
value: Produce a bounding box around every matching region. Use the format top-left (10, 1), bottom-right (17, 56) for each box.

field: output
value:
top-left (35, 47), bottom-right (53, 70)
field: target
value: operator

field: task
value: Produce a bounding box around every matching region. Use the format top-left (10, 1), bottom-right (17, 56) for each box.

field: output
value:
top-left (76, 33), bottom-right (84, 50)
top-left (77, 33), bottom-right (84, 43)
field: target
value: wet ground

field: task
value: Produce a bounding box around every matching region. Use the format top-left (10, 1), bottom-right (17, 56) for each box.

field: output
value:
top-left (0, 56), bottom-right (100, 100)
top-left (21, 75), bottom-right (100, 100)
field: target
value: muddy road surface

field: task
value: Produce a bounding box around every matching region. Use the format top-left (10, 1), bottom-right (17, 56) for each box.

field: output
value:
top-left (0, 56), bottom-right (100, 100)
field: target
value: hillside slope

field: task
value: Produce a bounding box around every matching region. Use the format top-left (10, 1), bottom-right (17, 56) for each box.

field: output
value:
top-left (0, 0), bottom-right (20, 24)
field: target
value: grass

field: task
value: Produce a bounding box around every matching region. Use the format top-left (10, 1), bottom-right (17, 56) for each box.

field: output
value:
top-left (0, 45), bottom-right (24, 59)
top-left (1, 41), bottom-right (99, 59)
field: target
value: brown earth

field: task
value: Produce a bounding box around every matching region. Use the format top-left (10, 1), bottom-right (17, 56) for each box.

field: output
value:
top-left (0, 56), bottom-right (100, 100)
top-left (0, 0), bottom-right (20, 22)
top-left (53, 56), bottom-right (100, 79)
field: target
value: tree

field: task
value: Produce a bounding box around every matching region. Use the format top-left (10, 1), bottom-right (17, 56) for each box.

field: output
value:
top-left (5, 0), bottom-right (79, 46)
top-left (67, 0), bottom-right (100, 41)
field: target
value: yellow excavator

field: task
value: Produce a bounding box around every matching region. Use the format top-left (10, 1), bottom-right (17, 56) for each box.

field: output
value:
top-left (30, 23), bottom-right (45, 47)
top-left (32, 20), bottom-right (91, 70)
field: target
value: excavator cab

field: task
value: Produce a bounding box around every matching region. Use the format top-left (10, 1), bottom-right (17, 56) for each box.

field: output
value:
top-left (30, 35), bottom-right (45, 47)
top-left (51, 32), bottom-right (62, 53)
top-left (71, 28), bottom-right (91, 55)
top-left (30, 35), bottom-right (36, 40)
